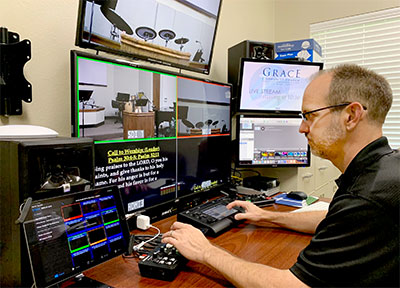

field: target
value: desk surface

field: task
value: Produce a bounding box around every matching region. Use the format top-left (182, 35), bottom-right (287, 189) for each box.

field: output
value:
top-left (85, 204), bottom-right (312, 287)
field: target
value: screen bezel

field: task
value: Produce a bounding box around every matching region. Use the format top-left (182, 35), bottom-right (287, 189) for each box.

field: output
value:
top-left (74, 0), bottom-right (223, 75)
top-left (23, 186), bottom-right (130, 288)
top-left (237, 58), bottom-right (323, 114)
top-left (236, 114), bottom-right (310, 168)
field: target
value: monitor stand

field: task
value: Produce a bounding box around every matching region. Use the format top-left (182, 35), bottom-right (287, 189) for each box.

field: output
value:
top-left (60, 273), bottom-right (112, 288)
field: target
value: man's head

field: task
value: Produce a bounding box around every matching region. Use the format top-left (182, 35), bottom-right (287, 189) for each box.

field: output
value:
top-left (299, 64), bottom-right (392, 170)
top-left (326, 64), bottom-right (392, 125)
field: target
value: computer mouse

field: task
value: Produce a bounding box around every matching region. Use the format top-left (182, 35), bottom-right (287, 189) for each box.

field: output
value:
top-left (287, 191), bottom-right (308, 200)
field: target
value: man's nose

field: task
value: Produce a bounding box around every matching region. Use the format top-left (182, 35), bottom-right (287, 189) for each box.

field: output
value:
top-left (299, 120), bottom-right (309, 134)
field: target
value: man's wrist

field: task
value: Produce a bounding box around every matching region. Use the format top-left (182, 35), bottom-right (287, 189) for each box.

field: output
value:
top-left (202, 244), bottom-right (221, 265)
top-left (260, 209), bottom-right (279, 223)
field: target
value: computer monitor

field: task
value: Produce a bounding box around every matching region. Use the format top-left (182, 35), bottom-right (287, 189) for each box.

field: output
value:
top-left (238, 58), bottom-right (323, 113)
top-left (70, 50), bottom-right (232, 223)
top-left (23, 186), bottom-right (130, 288)
top-left (75, 0), bottom-right (223, 75)
top-left (236, 114), bottom-right (310, 167)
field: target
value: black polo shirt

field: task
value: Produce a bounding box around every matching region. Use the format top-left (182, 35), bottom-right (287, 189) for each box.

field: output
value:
top-left (290, 137), bottom-right (400, 287)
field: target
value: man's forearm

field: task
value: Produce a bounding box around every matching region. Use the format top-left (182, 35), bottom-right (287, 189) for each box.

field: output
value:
top-left (262, 210), bottom-right (327, 234)
top-left (228, 201), bottom-right (327, 234)
top-left (202, 245), bottom-right (307, 288)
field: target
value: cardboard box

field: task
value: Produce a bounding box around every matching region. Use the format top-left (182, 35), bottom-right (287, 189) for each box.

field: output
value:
top-left (275, 39), bottom-right (322, 62)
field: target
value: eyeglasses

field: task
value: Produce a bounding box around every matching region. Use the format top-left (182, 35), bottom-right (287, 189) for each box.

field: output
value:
top-left (300, 102), bottom-right (367, 122)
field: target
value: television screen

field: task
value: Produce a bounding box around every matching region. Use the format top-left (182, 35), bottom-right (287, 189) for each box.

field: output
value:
top-left (238, 58), bottom-right (323, 113)
top-left (70, 50), bottom-right (232, 221)
top-left (237, 114), bottom-right (310, 167)
top-left (75, 0), bottom-right (223, 75)
top-left (23, 186), bottom-right (130, 288)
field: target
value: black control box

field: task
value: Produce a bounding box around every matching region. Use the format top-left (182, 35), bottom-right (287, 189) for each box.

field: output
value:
top-left (138, 243), bottom-right (187, 281)
top-left (177, 197), bottom-right (244, 236)
top-left (243, 176), bottom-right (279, 192)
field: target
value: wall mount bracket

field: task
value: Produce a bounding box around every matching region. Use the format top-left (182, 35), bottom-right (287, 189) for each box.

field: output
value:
top-left (0, 27), bottom-right (32, 116)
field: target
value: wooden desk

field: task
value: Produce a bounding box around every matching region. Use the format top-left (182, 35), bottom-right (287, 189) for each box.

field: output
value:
top-left (84, 204), bottom-right (313, 287)
top-left (123, 111), bottom-right (155, 139)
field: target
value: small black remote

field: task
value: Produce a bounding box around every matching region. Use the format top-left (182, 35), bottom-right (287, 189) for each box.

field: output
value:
top-left (138, 243), bottom-right (187, 281)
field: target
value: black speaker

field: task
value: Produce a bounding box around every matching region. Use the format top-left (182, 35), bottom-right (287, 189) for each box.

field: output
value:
top-left (0, 137), bottom-right (94, 287)
top-left (228, 40), bottom-right (274, 114)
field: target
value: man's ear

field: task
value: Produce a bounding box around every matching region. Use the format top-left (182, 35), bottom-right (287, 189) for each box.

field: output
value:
top-left (344, 102), bottom-right (365, 131)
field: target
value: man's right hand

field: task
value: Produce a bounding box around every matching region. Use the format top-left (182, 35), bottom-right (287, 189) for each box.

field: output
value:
top-left (226, 200), bottom-right (272, 222)
top-left (228, 200), bottom-right (327, 234)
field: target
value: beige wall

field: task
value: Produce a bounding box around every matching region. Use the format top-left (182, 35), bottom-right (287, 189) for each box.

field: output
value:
top-left (1, 0), bottom-right (398, 138)
top-left (1, 1), bottom-right (81, 135)
top-left (209, 0), bottom-right (275, 81)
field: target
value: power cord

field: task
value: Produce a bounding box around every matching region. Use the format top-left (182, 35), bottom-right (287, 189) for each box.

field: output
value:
top-left (132, 225), bottom-right (160, 252)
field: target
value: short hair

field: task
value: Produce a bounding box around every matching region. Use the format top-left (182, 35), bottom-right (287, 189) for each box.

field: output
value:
top-left (327, 64), bottom-right (392, 125)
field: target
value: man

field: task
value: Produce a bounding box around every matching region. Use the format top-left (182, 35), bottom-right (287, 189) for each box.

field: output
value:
top-left (162, 64), bottom-right (399, 287)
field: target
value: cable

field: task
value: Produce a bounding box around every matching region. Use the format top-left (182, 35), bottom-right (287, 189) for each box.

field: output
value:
top-left (134, 235), bottom-right (161, 249)
top-left (132, 225), bottom-right (160, 252)
top-left (15, 197), bottom-right (32, 224)
top-left (125, 212), bottom-right (137, 220)
top-left (231, 175), bottom-right (243, 181)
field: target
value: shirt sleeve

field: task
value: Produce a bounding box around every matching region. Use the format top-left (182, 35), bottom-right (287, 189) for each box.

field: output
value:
top-left (289, 195), bottom-right (399, 287)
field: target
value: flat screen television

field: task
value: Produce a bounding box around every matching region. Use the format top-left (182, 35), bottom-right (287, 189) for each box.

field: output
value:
top-left (238, 58), bottom-right (323, 113)
top-left (70, 50), bottom-right (232, 223)
top-left (23, 186), bottom-right (130, 288)
top-left (236, 114), bottom-right (310, 167)
top-left (75, 0), bottom-right (223, 75)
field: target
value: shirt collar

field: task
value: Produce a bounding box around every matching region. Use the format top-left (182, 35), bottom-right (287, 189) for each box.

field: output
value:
top-left (335, 137), bottom-right (393, 189)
